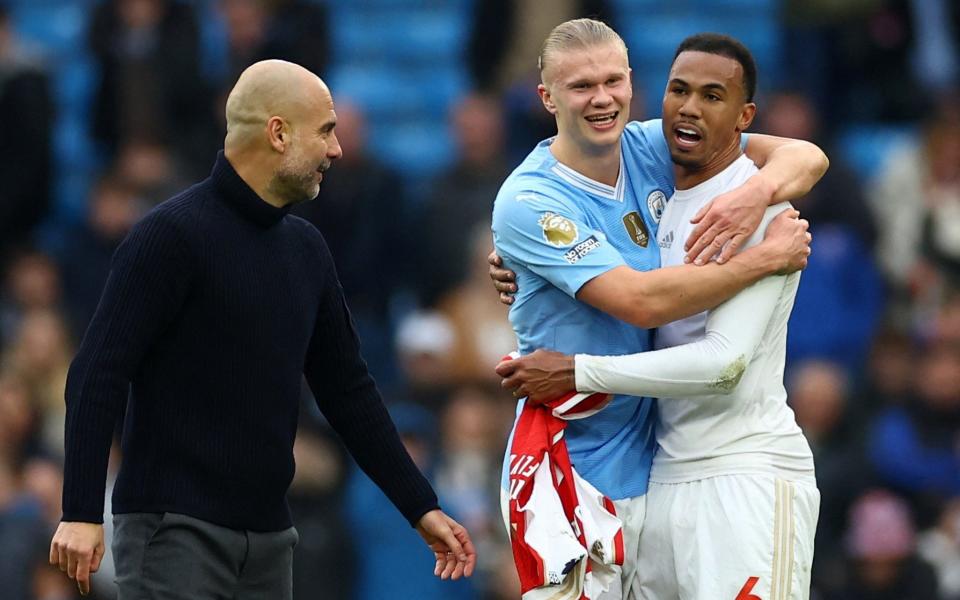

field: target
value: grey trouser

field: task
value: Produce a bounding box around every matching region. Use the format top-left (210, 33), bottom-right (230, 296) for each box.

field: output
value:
top-left (112, 512), bottom-right (299, 600)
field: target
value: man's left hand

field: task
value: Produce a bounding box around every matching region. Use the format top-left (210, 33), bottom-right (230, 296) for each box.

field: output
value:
top-left (496, 349), bottom-right (576, 404)
top-left (415, 510), bottom-right (477, 580)
top-left (684, 175), bottom-right (772, 266)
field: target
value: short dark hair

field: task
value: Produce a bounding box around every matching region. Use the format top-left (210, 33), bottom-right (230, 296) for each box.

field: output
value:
top-left (673, 33), bottom-right (757, 102)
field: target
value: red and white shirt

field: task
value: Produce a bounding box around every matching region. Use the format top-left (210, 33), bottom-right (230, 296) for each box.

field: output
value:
top-left (507, 386), bottom-right (624, 600)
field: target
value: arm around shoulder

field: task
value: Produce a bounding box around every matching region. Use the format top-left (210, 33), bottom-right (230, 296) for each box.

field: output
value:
top-left (744, 134), bottom-right (829, 203)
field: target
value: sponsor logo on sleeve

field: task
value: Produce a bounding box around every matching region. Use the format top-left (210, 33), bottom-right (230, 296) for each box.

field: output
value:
top-left (647, 190), bottom-right (666, 223)
top-left (622, 211), bottom-right (650, 247)
top-left (564, 235), bottom-right (601, 263)
top-left (538, 212), bottom-right (579, 246)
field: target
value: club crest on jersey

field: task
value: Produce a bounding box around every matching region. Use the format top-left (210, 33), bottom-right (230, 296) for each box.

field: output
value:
top-left (538, 212), bottom-right (579, 247)
top-left (647, 190), bottom-right (666, 223)
top-left (622, 211), bottom-right (650, 247)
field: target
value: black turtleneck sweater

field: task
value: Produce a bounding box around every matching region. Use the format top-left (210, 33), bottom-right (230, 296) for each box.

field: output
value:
top-left (62, 152), bottom-right (438, 531)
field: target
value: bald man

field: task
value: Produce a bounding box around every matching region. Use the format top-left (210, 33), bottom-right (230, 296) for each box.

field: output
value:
top-left (49, 60), bottom-right (476, 598)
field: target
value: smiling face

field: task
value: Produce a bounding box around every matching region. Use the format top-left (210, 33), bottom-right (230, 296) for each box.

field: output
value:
top-left (662, 50), bottom-right (755, 179)
top-left (539, 41), bottom-right (632, 158)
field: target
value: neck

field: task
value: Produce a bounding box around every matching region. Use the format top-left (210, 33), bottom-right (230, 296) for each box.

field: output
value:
top-left (550, 134), bottom-right (621, 186)
top-left (224, 147), bottom-right (288, 208)
top-left (674, 137), bottom-right (742, 190)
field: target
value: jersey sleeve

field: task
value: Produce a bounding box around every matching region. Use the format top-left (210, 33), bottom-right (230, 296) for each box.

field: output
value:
top-left (492, 187), bottom-right (627, 298)
top-left (574, 269), bottom-right (790, 397)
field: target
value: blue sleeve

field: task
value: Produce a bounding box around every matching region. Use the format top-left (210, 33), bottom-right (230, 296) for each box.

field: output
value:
top-left (492, 187), bottom-right (626, 298)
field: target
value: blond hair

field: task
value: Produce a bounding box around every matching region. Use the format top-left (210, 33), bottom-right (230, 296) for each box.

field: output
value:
top-left (539, 18), bottom-right (628, 81)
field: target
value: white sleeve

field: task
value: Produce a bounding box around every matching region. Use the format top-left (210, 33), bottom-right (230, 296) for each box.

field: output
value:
top-left (575, 273), bottom-right (789, 397)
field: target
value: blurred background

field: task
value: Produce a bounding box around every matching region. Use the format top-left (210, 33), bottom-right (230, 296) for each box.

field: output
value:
top-left (0, 0), bottom-right (958, 598)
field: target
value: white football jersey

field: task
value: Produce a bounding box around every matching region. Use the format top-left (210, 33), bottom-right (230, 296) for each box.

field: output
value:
top-left (576, 154), bottom-right (815, 484)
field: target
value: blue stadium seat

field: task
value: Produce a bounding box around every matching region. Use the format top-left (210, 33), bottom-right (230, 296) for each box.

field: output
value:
top-left (332, 7), bottom-right (469, 63)
top-left (692, 0), bottom-right (773, 8)
top-left (9, 2), bottom-right (89, 56)
top-left (372, 117), bottom-right (456, 180)
top-left (836, 124), bottom-right (919, 184)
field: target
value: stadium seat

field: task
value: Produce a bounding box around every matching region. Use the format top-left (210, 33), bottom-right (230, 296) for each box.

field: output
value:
top-left (372, 117), bottom-right (456, 180)
top-left (836, 124), bottom-right (919, 184)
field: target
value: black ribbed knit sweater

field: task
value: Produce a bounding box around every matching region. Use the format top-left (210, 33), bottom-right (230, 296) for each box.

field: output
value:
top-left (62, 152), bottom-right (438, 531)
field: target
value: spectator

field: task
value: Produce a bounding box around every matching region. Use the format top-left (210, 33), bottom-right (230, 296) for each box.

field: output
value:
top-left (868, 342), bottom-right (960, 519)
top-left (217, 0), bottom-right (329, 87)
top-left (467, 0), bottom-right (614, 92)
top-left (434, 386), bottom-right (512, 568)
top-left (0, 456), bottom-right (50, 600)
top-left (89, 0), bottom-right (214, 169)
top-left (783, 0), bottom-right (924, 123)
top-left (4, 309), bottom-right (74, 456)
top-left (928, 293), bottom-right (960, 346)
top-left (918, 497), bottom-right (960, 599)
top-left (112, 136), bottom-right (192, 207)
top-left (416, 93), bottom-right (511, 306)
top-left (0, 3), bottom-right (53, 265)
top-left (394, 309), bottom-right (457, 408)
top-left (435, 224), bottom-right (515, 385)
top-left (788, 360), bottom-right (876, 591)
top-left (860, 329), bottom-right (915, 408)
top-left (870, 102), bottom-right (960, 300)
top-left (0, 250), bottom-right (62, 348)
top-left (760, 90), bottom-right (878, 248)
top-left (0, 373), bottom-right (40, 466)
top-left (58, 173), bottom-right (146, 336)
top-left (825, 490), bottom-right (939, 600)
top-left (787, 222), bottom-right (885, 372)
top-left (758, 91), bottom-right (885, 370)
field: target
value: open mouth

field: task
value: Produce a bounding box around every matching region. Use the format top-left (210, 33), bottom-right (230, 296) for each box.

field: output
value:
top-left (585, 111), bottom-right (619, 130)
top-left (674, 123), bottom-right (703, 149)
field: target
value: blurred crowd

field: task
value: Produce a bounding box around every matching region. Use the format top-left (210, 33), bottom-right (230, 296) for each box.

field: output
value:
top-left (0, 0), bottom-right (958, 599)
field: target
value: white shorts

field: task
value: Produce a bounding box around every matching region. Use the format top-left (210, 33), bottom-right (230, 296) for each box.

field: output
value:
top-left (501, 489), bottom-right (647, 600)
top-left (637, 474), bottom-right (820, 600)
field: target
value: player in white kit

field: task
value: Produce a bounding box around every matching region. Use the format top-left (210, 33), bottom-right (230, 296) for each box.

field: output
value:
top-left (498, 35), bottom-right (819, 600)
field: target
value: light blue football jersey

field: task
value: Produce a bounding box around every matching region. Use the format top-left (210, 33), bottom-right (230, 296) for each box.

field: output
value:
top-left (492, 119), bottom-right (675, 500)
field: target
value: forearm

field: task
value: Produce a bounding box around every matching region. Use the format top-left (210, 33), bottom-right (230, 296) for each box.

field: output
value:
top-left (748, 140), bottom-right (829, 205)
top-left (577, 334), bottom-right (742, 397)
top-left (61, 359), bottom-right (126, 522)
top-left (577, 273), bottom-right (783, 397)
top-left (307, 278), bottom-right (439, 526)
top-left (609, 244), bottom-right (777, 328)
top-left (322, 385), bottom-right (439, 525)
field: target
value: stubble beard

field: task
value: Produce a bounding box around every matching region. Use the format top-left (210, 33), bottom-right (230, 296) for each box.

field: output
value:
top-left (272, 152), bottom-right (321, 205)
top-left (669, 150), bottom-right (705, 170)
